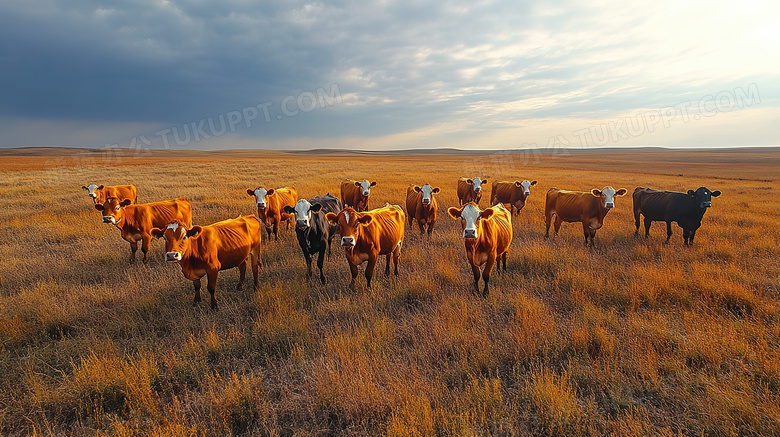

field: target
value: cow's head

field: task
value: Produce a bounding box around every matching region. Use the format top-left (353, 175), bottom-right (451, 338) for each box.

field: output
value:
top-left (414, 184), bottom-right (440, 206)
top-left (687, 187), bottom-right (721, 209)
top-left (151, 221), bottom-right (201, 262)
top-left (284, 199), bottom-right (324, 230)
top-left (94, 197), bottom-right (132, 225)
top-left (591, 186), bottom-right (627, 209)
top-left (467, 177), bottom-right (487, 193)
top-left (326, 207), bottom-right (372, 249)
top-left (516, 180), bottom-right (537, 197)
top-left (247, 187), bottom-right (275, 210)
top-left (82, 184), bottom-right (104, 203)
top-left (448, 202), bottom-right (493, 239)
top-left (355, 180), bottom-right (377, 197)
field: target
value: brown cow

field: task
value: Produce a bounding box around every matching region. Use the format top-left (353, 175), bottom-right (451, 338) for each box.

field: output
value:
top-left (405, 183), bottom-right (440, 236)
top-left (544, 187), bottom-right (627, 246)
top-left (490, 179), bottom-right (537, 215)
top-left (325, 204), bottom-right (404, 289)
top-left (151, 216), bottom-right (263, 309)
top-left (82, 184), bottom-right (138, 205)
top-left (457, 177), bottom-right (487, 205)
top-left (246, 186), bottom-right (298, 240)
top-left (448, 202), bottom-right (512, 296)
top-left (96, 197), bottom-right (192, 262)
top-left (340, 179), bottom-right (376, 212)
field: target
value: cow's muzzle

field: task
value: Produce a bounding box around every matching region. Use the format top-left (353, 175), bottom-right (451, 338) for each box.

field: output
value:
top-left (340, 236), bottom-right (355, 247)
top-left (166, 252), bottom-right (182, 262)
top-left (257, 203), bottom-right (266, 210)
top-left (524, 191), bottom-right (530, 196)
top-left (89, 193), bottom-right (96, 198)
top-left (102, 216), bottom-right (115, 224)
top-left (422, 198), bottom-right (430, 205)
top-left (605, 202), bottom-right (614, 209)
top-left (701, 201), bottom-right (712, 208)
top-left (463, 229), bottom-right (477, 239)
top-left (296, 219), bottom-right (309, 229)
top-left (474, 187), bottom-right (481, 192)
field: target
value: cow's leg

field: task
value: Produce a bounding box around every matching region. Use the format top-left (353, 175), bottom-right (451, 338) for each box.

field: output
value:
top-left (682, 229), bottom-right (691, 246)
top-left (237, 260), bottom-right (246, 290)
top-left (644, 217), bottom-right (652, 238)
top-left (385, 253), bottom-right (391, 275)
top-left (589, 229), bottom-right (597, 247)
top-left (365, 254), bottom-right (378, 288)
top-left (689, 229), bottom-right (697, 245)
top-left (544, 212), bottom-right (552, 237)
top-left (265, 226), bottom-right (272, 241)
top-left (327, 236), bottom-right (333, 260)
top-left (501, 251), bottom-right (507, 272)
top-left (349, 261), bottom-right (359, 289)
top-left (141, 234), bottom-right (152, 263)
top-left (192, 279), bottom-right (202, 305)
top-left (304, 251), bottom-right (313, 282)
top-left (553, 215), bottom-right (563, 235)
top-left (482, 255), bottom-right (496, 297)
top-left (392, 244), bottom-right (401, 276)
top-left (665, 221), bottom-right (673, 244)
top-left (582, 222), bottom-right (590, 245)
top-left (634, 210), bottom-right (641, 235)
top-left (427, 221), bottom-right (435, 237)
top-left (471, 263), bottom-right (481, 293)
top-left (418, 220), bottom-right (425, 235)
top-left (129, 241), bottom-right (138, 263)
top-left (272, 220), bottom-right (279, 241)
top-left (206, 269), bottom-right (219, 310)
top-left (317, 248), bottom-right (326, 284)
top-left (251, 251), bottom-right (260, 289)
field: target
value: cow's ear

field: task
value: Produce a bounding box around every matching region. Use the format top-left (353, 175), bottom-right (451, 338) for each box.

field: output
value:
top-left (120, 199), bottom-right (132, 207)
top-left (94, 203), bottom-right (105, 211)
top-left (151, 228), bottom-right (165, 239)
top-left (358, 214), bottom-right (373, 225)
top-left (466, 179), bottom-right (474, 185)
top-left (414, 185), bottom-right (422, 193)
top-left (310, 203), bottom-right (323, 213)
top-left (186, 226), bottom-right (202, 238)
top-left (81, 185), bottom-right (88, 191)
top-left (615, 188), bottom-right (627, 196)
top-left (711, 190), bottom-right (721, 197)
top-left (481, 179), bottom-right (488, 184)
top-left (266, 189), bottom-right (275, 196)
top-left (687, 190), bottom-right (695, 196)
top-left (447, 206), bottom-right (463, 219)
top-left (480, 208), bottom-right (495, 220)
top-left (591, 189), bottom-right (601, 197)
top-left (355, 181), bottom-right (362, 186)
top-left (283, 205), bottom-right (295, 214)
top-left (370, 181), bottom-right (377, 187)
top-left (97, 185), bottom-right (104, 190)
top-left (247, 189), bottom-right (255, 196)
top-left (515, 181), bottom-right (523, 186)
top-left (432, 187), bottom-right (440, 194)
top-left (325, 212), bottom-right (338, 225)
top-left (530, 180), bottom-right (538, 186)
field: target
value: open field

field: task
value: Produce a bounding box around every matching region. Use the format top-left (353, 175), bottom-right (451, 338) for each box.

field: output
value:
top-left (1, 147), bottom-right (779, 436)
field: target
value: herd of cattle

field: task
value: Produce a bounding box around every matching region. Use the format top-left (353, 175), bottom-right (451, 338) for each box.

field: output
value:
top-left (81, 178), bottom-right (721, 305)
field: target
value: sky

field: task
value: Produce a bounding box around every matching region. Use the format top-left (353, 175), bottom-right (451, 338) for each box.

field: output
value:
top-left (0, 0), bottom-right (778, 151)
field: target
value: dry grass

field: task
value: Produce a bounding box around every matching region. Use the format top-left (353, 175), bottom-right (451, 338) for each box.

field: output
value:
top-left (0, 148), bottom-right (779, 436)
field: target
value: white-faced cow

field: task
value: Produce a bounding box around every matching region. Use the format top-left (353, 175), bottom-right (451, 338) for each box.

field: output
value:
top-left (633, 186), bottom-right (721, 245)
top-left (151, 216), bottom-right (262, 309)
top-left (283, 193), bottom-right (342, 283)
top-left (341, 179), bottom-right (376, 212)
top-left (246, 186), bottom-right (298, 240)
top-left (82, 184), bottom-right (138, 206)
top-left (544, 186), bottom-right (627, 246)
top-left (490, 179), bottom-right (537, 215)
top-left (457, 177), bottom-right (487, 205)
top-left (447, 202), bottom-right (512, 296)
top-left (405, 183), bottom-right (440, 236)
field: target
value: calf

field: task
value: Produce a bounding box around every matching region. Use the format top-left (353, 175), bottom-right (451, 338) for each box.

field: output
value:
top-left (96, 197), bottom-right (192, 262)
top-left (341, 179), bottom-right (376, 212)
top-left (457, 177), bottom-right (487, 205)
top-left (326, 204), bottom-right (405, 289)
top-left (447, 202), bottom-right (512, 296)
top-left (246, 186), bottom-right (298, 240)
top-left (283, 193), bottom-right (342, 283)
top-left (490, 180), bottom-right (537, 215)
top-left (151, 216), bottom-right (262, 309)
top-left (633, 186), bottom-right (721, 245)
top-left (405, 183), bottom-right (440, 236)
top-left (544, 187), bottom-right (627, 246)
top-left (82, 184), bottom-right (138, 205)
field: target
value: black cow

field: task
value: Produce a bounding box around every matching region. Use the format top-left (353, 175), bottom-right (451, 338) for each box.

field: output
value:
top-left (283, 193), bottom-right (341, 283)
top-left (633, 186), bottom-right (721, 245)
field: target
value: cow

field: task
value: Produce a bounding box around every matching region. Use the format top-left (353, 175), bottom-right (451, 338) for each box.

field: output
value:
top-left (490, 179), bottom-right (537, 215)
top-left (457, 177), bottom-right (488, 205)
top-left (96, 197), bottom-right (192, 263)
top-left (633, 186), bottom-right (721, 245)
top-left (340, 179), bottom-right (377, 212)
top-left (544, 187), bottom-right (627, 246)
top-left (447, 202), bottom-right (512, 296)
top-left (246, 186), bottom-right (298, 241)
top-left (325, 204), bottom-right (404, 289)
top-left (405, 183), bottom-right (440, 236)
top-left (151, 216), bottom-right (262, 310)
top-left (82, 184), bottom-right (138, 205)
top-left (283, 193), bottom-right (342, 283)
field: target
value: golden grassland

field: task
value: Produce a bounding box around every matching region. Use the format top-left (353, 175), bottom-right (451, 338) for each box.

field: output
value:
top-left (0, 148), bottom-right (779, 436)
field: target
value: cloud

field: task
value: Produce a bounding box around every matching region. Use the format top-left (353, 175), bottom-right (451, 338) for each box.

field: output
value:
top-left (0, 0), bottom-right (777, 149)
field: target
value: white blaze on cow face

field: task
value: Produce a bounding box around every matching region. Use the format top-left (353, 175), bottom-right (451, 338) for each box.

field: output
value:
top-left (359, 180), bottom-right (374, 196)
top-left (459, 203), bottom-right (482, 239)
top-left (592, 186), bottom-right (624, 209)
top-left (471, 177), bottom-right (484, 193)
top-left (253, 188), bottom-right (269, 209)
top-left (520, 180), bottom-right (535, 196)
top-left (163, 222), bottom-right (189, 261)
top-left (84, 184), bottom-right (99, 198)
top-left (293, 199), bottom-right (312, 228)
top-left (419, 184), bottom-right (435, 205)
